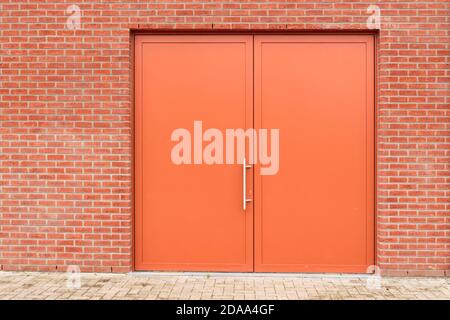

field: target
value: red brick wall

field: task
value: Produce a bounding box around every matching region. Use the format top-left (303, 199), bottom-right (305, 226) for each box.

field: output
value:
top-left (0, 1), bottom-right (448, 275)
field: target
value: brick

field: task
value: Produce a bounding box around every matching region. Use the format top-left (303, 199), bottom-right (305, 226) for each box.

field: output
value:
top-left (0, 0), bottom-right (448, 275)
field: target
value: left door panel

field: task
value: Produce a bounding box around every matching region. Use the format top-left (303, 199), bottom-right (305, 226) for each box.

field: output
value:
top-left (135, 35), bottom-right (254, 271)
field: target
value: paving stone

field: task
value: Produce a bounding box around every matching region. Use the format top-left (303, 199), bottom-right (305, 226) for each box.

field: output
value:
top-left (0, 271), bottom-right (448, 300)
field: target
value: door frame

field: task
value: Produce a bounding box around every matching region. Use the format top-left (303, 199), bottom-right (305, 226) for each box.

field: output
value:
top-left (131, 32), bottom-right (378, 273)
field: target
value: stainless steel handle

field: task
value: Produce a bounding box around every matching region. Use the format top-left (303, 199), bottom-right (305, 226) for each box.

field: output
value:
top-left (243, 157), bottom-right (252, 210)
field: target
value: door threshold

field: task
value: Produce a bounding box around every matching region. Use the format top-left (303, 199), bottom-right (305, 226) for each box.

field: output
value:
top-left (129, 271), bottom-right (372, 278)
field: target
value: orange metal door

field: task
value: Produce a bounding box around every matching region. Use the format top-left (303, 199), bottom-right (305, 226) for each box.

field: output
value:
top-left (254, 35), bottom-right (374, 272)
top-left (135, 35), bottom-right (254, 271)
top-left (135, 34), bottom-right (374, 273)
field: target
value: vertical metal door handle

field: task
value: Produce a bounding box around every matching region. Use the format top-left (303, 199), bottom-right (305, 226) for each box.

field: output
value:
top-left (243, 157), bottom-right (252, 210)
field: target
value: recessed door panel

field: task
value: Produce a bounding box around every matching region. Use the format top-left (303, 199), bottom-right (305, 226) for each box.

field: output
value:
top-left (135, 35), bottom-right (254, 271)
top-left (254, 35), bottom-right (374, 272)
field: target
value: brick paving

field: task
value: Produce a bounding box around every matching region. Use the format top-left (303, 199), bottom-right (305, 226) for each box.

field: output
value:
top-left (0, 271), bottom-right (448, 300)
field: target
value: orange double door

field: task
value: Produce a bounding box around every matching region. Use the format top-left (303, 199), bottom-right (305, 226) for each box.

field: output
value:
top-left (135, 35), bottom-right (374, 272)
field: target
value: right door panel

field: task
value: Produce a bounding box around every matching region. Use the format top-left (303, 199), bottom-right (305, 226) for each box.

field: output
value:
top-left (254, 35), bottom-right (374, 272)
